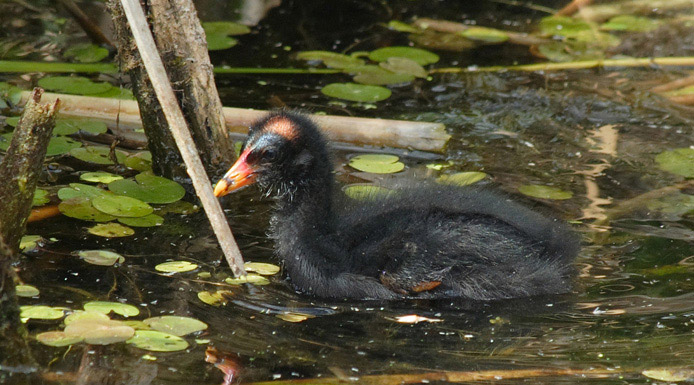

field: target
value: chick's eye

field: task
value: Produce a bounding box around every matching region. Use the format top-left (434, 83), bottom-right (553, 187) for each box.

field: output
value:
top-left (263, 148), bottom-right (278, 161)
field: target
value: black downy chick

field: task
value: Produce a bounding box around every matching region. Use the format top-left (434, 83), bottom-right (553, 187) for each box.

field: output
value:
top-left (214, 111), bottom-right (579, 300)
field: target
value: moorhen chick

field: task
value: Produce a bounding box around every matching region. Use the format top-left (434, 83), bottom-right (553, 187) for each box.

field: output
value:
top-left (214, 111), bottom-right (579, 300)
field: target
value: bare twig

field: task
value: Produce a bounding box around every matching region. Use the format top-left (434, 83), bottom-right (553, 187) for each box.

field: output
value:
top-left (556, 0), bottom-right (593, 16)
top-left (118, 0), bottom-right (246, 276)
top-left (651, 74), bottom-right (694, 93)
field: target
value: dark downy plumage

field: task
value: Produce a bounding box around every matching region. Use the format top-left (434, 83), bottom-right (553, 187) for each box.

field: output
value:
top-left (214, 111), bottom-right (579, 300)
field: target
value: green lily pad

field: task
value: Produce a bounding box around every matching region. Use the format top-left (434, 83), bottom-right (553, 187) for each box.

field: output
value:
top-left (83, 301), bottom-right (140, 317)
top-left (296, 51), bottom-right (365, 69)
top-left (36, 331), bottom-right (83, 347)
top-left (348, 154), bottom-right (405, 174)
top-left (38, 76), bottom-right (113, 95)
top-left (197, 290), bottom-right (229, 307)
top-left (78, 250), bottom-right (125, 266)
top-left (203, 21), bottom-right (250, 50)
top-left (80, 172), bottom-right (123, 184)
top-left (655, 148), bottom-right (694, 178)
top-left (64, 310), bottom-right (110, 325)
top-left (64, 318), bottom-right (135, 345)
top-left (16, 285), bottom-right (40, 297)
top-left (32, 189), bottom-right (50, 207)
top-left (459, 27), bottom-right (509, 43)
top-left (108, 173), bottom-right (186, 204)
top-left (54, 118), bottom-right (108, 136)
top-left (87, 223), bottom-right (135, 238)
top-left (70, 146), bottom-right (127, 165)
top-left (206, 35), bottom-right (238, 50)
top-left (386, 20), bottom-right (420, 33)
top-left (20, 305), bottom-right (66, 321)
top-left (225, 274), bottom-right (270, 285)
top-left (321, 83), bottom-right (391, 102)
top-left (143, 316), bottom-right (208, 336)
top-left (155, 261), bottom-right (198, 273)
top-left (352, 67), bottom-right (415, 86)
top-left (379, 57), bottom-right (427, 78)
top-left (118, 214), bottom-right (164, 227)
top-left (368, 46), bottom-right (439, 65)
top-left (0, 82), bottom-right (22, 108)
top-left (127, 330), bottom-right (189, 352)
top-left (0, 133), bottom-right (12, 152)
top-left (244, 262), bottom-right (281, 276)
top-left (60, 183), bottom-right (109, 200)
top-left (518, 185), bottom-right (573, 200)
top-left (437, 171), bottom-right (487, 186)
top-left (20, 235), bottom-right (42, 251)
top-left (64, 43), bottom-right (109, 63)
top-left (539, 16), bottom-right (594, 37)
top-left (59, 197), bottom-right (118, 222)
top-left (92, 194), bottom-right (153, 218)
top-left (4, 116), bottom-right (20, 126)
top-left (601, 15), bottom-right (661, 32)
top-left (45, 136), bottom-right (82, 156)
top-left (343, 184), bottom-right (393, 200)
top-left (124, 151), bottom-right (153, 171)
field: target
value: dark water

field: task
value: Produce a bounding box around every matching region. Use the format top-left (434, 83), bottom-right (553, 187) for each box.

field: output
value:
top-left (6, 1), bottom-right (694, 384)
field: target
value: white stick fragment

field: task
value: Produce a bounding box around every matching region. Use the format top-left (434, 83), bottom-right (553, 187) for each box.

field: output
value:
top-left (119, 0), bottom-right (245, 276)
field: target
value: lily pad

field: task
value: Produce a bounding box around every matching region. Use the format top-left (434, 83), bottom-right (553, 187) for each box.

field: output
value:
top-left (32, 189), bottom-right (50, 207)
top-left (437, 171), bottom-right (487, 186)
top-left (197, 290), bottom-right (229, 307)
top-left (64, 318), bottom-right (135, 345)
top-left (118, 214), bottom-right (164, 227)
top-left (206, 35), bottom-right (238, 50)
top-left (155, 261), bottom-right (198, 273)
top-left (16, 285), bottom-right (40, 297)
top-left (92, 194), bottom-right (153, 218)
top-left (276, 312), bottom-right (312, 323)
top-left (459, 27), bottom-right (509, 43)
top-left (352, 69), bottom-right (415, 86)
top-left (36, 331), bottom-right (83, 347)
top-left (38, 76), bottom-right (113, 95)
top-left (655, 148), bottom-right (694, 178)
top-left (379, 57), bottom-right (427, 78)
top-left (87, 223), bottom-right (135, 238)
top-left (70, 146), bottom-right (127, 165)
top-left (203, 21), bottom-right (250, 50)
top-left (143, 316), bottom-right (208, 336)
top-left (20, 305), bottom-right (66, 321)
top-left (124, 151), bottom-right (153, 171)
top-left (64, 310), bottom-right (110, 325)
top-left (225, 274), bottom-right (270, 285)
top-left (321, 83), bottom-right (391, 102)
top-left (78, 250), bottom-right (125, 266)
top-left (4, 116), bottom-right (20, 126)
top-left (20, 235), bottom-right (42, 251)
top-left (54, 118), bottom-right (108, 136)
top-left (601, 15), bottom-right (661, 32)
top-left (518, 185), bottom-right (573, 200)
top-left (45, 136), bottom-right (82, 156)
top-left (369, 46), bottom-right (439, 65)
top-left (0, 82), bottom-right (22, 108)
top-left (108, 173), bottom-right (186, 204)
top-left (80, 172), bottom-right (123, 184)
top-left (296, 51), bottom-right (365, 69)
top-left (348, 154), bottom-right (405, 174)
top-left (83, 301), bottom-right (140, 317)
top-left (386, 20), bottom-right (420, 33)
top-left (60, 183), bottom-right (109, 200)
top-left (127, 330), bottom-right (189, 352)
top-left (0, 133), bottom-right (12, 152)
top-left (64, 43), bottom-right (109, 63)
top-left (59, 197), bottom-right (118, 222)
top-left (344, 184), bottom-right (392, 200)
top-left (244, 262), bottom-right (281, 276)
top-left (539, 16), bottom-right (593, 37)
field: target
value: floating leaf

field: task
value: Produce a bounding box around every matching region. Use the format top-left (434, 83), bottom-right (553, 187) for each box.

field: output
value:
top-left (127, 330), bottom-right (188, 352)
top-left (118, 214), bottom-right (164, 227)
top-left (296, 51), bottom-right (365, 69)
top-left (277, 312), bottom-right (312, 323)
top-left (348, 154), bottom-right (405, 174)
top-left (0, 133), bottom-right (12, 152)
top-left (80, 172), bottom-right (123, 184)
top-left (54, 118), bottom-right (108, 136)
top-left (61, 183), bottom-right (109, 200)
top-left (87, 223), bottom-right (135, 238)
top-left (344, 184), bottom-right (392, 200)
top-left (143, 316), bottom-right (208, 336)
top-left (84, 301), bottom-right (140, 317)
top-left (32, 189), bottom-right (50, 207)
top-left (64, 318), bottom-right (135, 345)
top-left (16, 285), bottom-right (40, 297)
top-left (108, 173), bottom-right (186, 204)
top-left (206, 35), bottom-right (238, 50)
top-left (155, 261), bottom-right (198, 273)
top-left (59, 197), bottom-right (118, 222)
top-left (642, 368), bottom-right (694, 382)
top-left (244, 262), bottom-right (280, 276)
top-left (518, 185), bottom-right (573, 200)
top-left (20, 235), bottom-right (42, 251)
top-left (92, 194), bottom-right (153, 218)
top-left (601, 15), bottom-right (661, 32)
top-left (124, 151), bottom-right (152, 171)
top-left (34, 136), bottom-right (82, 157)
top-left (70, 146), bottom-right (127, 165)
top-left (94, 86), bottom-right (135, 100)
top-left (459, 27), bottom-right (509, 43)
top-left (38, 76), bottom-right (113, 95)
top-left (20, 305), bottom-right (66, 321)
top-left (0, 82), bottom-right (22, 108)
top-left (64, 310), bottom-right (110, 325)
top-left (158, 201), bottom-right (199, 215)
top-left (321, 83), bottom-right (391, 102)
top-left (352, 69), bottom-right (415, 86)
top-left (379, 57), bottom-right (427, 78)
top-left (225, 274), bottom-right (270, 285)
top-left (409, 30), bottom-right (477, 51)
top-left (655, 148), bottom-right (694, 178)
top-left (36, 331), bottom-right (83, 347)
top-left (203, 22), bottom-right (250, 50)
top-left (386, 20), bottom-right (420, 33)
top-left (78, 250), bottom-right (125, 266)
top-left (64, 43), bottom-right (109, 63)
top-left (369, 46), bottom-right (439, 65)
top-left (539, 16), bottom-right (593, 37)
top-left (197, 290), bottom-right (229, 307)
top-left (4, 116), bottom-right (20, 126)
top-left (437, 171), bottom-right (487, 186)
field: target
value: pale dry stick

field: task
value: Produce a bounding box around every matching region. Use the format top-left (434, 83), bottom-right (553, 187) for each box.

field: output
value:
top-left (118, 0), bottom-right (245, 276)
top-left (651, 74), bottom-right (694, 93)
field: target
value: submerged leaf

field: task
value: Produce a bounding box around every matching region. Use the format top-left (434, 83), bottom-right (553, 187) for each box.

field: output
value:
top-left (368, 46), bottom-right (439, 65)
top-left (518, 185), bottom-right (573, 200)
top-left (38, 76), bottom-right (113, 95)
top-left (655, 148), bottom-right (694, 178)
top-left (123, 151), bottom-right (153, 171)
top-left (642, 368), bottom-right (694, 382)
top-left (343, 184), bottom-right (393, 200)
top-left (296, 51), bottom-right (365, 69)
top-left (78, 250), bottom-right (125, 266)
top-left (87, 223), bottom-right (135, 238)
top-left (118, 214), bottom-right (164, 227)
top-left (437, 171), bottom-right (487, 186)
top-left (601, 15), bottom-right (661, 32)
top-left (459, 27), bottom-right (509, 43)
top-left (54, 118), bottom-right (108, 136)
top-left (64, 43), bottom-right (109, 63)
top-left (321, 83), bottom-right (391, 102)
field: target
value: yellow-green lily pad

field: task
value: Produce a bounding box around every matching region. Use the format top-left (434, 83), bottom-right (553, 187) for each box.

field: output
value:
top-left (20, 235), bottom-right (42, 251)
top-left (197, 290), bottom-right (228, 307)
top-left (437, 171), bottom-right (487, 186)
top-left (80, 172), bottom-right (123, 184)
top-left (108, 172), bottom-right (186, 204)
top-left (78, 250), bottom-right (125, 266)
top-left (143, 316), bottom-right (208, 336)
top-left (87, 223), bottom-right (135, 238)
top-left (38, 76), bottom-right (113, 95)
top-left (118, 214), bottom-right (164, 227)
top-left (20, 305), bottom-right (66, 321)
top-left (225, 274), bottom-right (270, 285)
top-left (32, 189), bottom-right (50, 207)
top-left (297, 51), bottom-right (365, 69)
top-left (64, 318), bottom-right (135, 345)
top-left (518, 185), bottom-right (573, 200)
top-left (36, 331), bottom-right (83, 347)
top-left (321, 82), bottom-right (391, 102)
top-left (64, 310), bottom-right (111, 325)
top-left (155, 261), bottom-right (198, 273)
top-left (59, 197), bottom-right (118, 222)
top-left (343, 184), bottom-right (392, 200)
top-left (656, 148), bottom-right (694, 178)
top-left (16, 285), bottom-right (40, 297)
top-left (379, 57), bottom-right (428, 78)
top-left (64, 43), bottom-right (109, 63)
top-left (83, 301), bottom-right (140, 317)
top-left (70, 146), bottom-right (127, 165)
top-left (127, 330), bottom-right (189, 352)
top-left (348, 154), bottom-right (405, 174)
top-left (368, 46), bottom-right (439, 65)
top-left (244, 262), bottom-right (281, 276)
top-left (92, 194), bottom-right (153, 218)
top-left (123, 151), bottom-right (152, 171)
